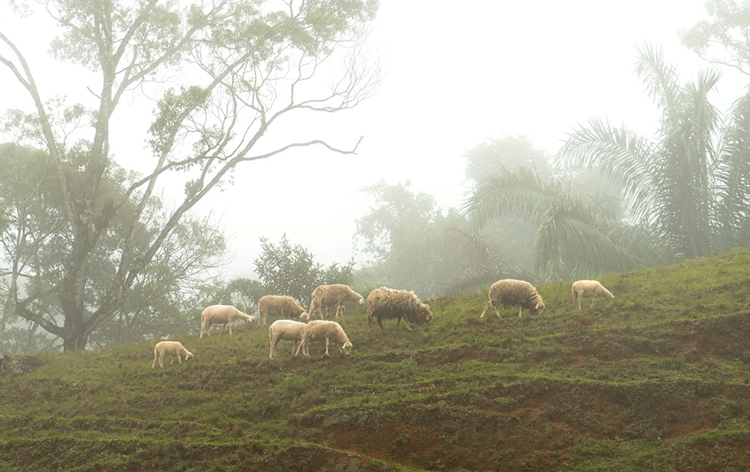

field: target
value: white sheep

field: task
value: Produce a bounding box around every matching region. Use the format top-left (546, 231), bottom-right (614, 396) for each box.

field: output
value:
top-left (365, 286), bottom-right (433, 331)
top-left (268, 319), bottom-right (309, 359)
top-left (306, 284), bottom-right (365, 320)
top-left (294, 320), bottom-right (353, 358)
top-left (152, 341), bottom-right (194, 368)
top-left (200, 304), bottom-right (254, 338)
top-left (480, 279), bottom-right (545, 319)
top-left (258, 295), bottom-right (309, 325)
top-left (572, 279), bottom-right (614, 310)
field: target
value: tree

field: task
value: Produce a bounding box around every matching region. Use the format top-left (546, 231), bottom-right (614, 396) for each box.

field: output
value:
top-left (0, 143), bottom-right (227, 350)
top-left (0, 0), bottom-right (379, 350)
top-left (681, 0), bottom-right (750, 76)
top-left (354, 181), bottom-right (465, 297)
top-left (557, 44), bottom-right (750, 261)
top-left (463, 166), bottom-right (641, 281)
top-left (254, 234), bottom-right (355, 307)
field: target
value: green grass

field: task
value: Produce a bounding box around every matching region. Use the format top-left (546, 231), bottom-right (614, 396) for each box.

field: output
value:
top-left (4, 248), bottom-right (750, 470)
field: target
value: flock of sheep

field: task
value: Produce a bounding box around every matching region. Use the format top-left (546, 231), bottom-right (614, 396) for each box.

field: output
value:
top-left (151, 279), bottom-right (614, 368)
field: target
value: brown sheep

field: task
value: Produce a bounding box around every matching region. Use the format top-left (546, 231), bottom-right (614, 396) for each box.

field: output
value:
top-left (366, 286), bottom-right (433, 331)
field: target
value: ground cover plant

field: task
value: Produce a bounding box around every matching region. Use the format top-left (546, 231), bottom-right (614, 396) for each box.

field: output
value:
top-left (3, 248), bottom-right (750, 470)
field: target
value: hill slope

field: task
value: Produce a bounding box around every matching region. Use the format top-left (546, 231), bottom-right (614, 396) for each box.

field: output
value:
top-left (3, 249), bottom-right (750, 471)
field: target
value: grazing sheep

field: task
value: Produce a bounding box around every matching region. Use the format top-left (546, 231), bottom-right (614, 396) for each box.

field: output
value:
top-left (366, 286), bottom-right (433, 331)
top-left (152, 341), bottom-right (194, 368)
top-left (306, 284), bottom-right (365, 320)
top-left (294, 320), bottom-right (353, 358)
top-left (200, 304), bottom-right (254, 338)
top-left (480, 279), bottom-right (545, 319)
top-left (572, 279), bottom-right (614, 310)
top-left (269, 319), bottom-right (309, 359)
top-left (258, 295), bottom-right (308, 325)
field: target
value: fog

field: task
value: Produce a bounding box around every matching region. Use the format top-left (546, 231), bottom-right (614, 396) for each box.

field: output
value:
top-left (0, 0), bottom-right (736, 278)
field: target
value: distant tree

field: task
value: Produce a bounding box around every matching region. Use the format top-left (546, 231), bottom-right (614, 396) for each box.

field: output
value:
top-left (681, 0), bottom-right (750, 76)
top-left (463, 166), bottom-right (641, 281)
top-left (464, 135), bottom-right (551, 184)
top-left (0, 0), bottom-right (380, 350)
top-left (558, 44), bottom-right (750, 260)
top-left (354, 181), bottom-right (466, 297)
top-left (254, 235), bottom-right (355, 307)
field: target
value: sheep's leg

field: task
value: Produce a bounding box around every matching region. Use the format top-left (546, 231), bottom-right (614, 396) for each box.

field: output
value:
top-left (324, 337), bottom-right (330, 356)
top-left (200, 320), bottom-right (207, 338)
top-left (291, 340), bottom-right (297, 356)
top-left (403, 316), bottom-right (412, 331)
top-left (152, 355), bottom-right (158, 369)
top-left (228, 319), bottom-right (233, 335)
top-left (518, 306), bottom-right (524, 317)
top-left (590, 297), bottom-right (596, 309)
top-left (295, 338), bottom-right (307, 357)
top-left (480, 302), bottom-right (492, 319)
top-left (177, 353), bottom-right (182, 364)
top-left (269, 338), bottom-right (276, 359)
top-left (377, 316), bottom-right (385, 330)
top-left (159, 354), bottom-right (164, 368)
top-left (169, 355), bottom-right (174, 365)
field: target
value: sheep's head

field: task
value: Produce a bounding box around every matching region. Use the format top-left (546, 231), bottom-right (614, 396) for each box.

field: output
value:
top-left (342, 341), bottom-right (353, 355)
top-left (357, 296), bottom-right (365, 305)
top-left (299, 311), bottom-right (310, 321)
top-left (417, 304), bottom-right (433, 323)
top-left (531, 300), bottom-right (545, 316)
top-left (185, 350), bottom-right (194, 360)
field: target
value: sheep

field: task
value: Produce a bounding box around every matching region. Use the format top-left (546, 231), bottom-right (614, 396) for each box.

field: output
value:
top-left (572, 279), bottom-right (614, 310)
top-left (258, 295), bottom-right (309, 325)
top-left (306, 284), bottom-right (365, 320)
top-left (200, 304), bottom-right (254, 338)
top-left (268, 319), bottom-right (309, 359)
top-left (152, 341), bottom-right (194, 368)
top-left (294, 320), bottom-right (353, 358)
top-left (480, 279), bottom-right (545, 319)
top-left (366, 286), bottom-right (433, 331)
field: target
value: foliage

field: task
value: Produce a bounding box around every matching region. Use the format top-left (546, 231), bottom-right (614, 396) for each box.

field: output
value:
top-left (681, 0), bottom-right (750, 76)
top-left (463, 166), bottom-right (642, 281)
top-left (0, 0), bottom-right (380, 350)
top-left (4, 248), bottom-right (750, 470)
top-left (0, 143), bottom-right (227, 352)
top-left (557, 44), bottom-right (750, 262)
top-left (354, 181), bottom-right (465, 298)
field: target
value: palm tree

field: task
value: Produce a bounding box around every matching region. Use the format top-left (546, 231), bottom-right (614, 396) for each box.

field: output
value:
top-left (557, 44), bottom-right (723, 261)
top-left (462, 166), bottom-right (641, 281)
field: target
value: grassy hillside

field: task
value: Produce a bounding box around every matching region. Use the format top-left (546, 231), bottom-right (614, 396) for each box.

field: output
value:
top-left (3, 249), bottom-right (750, 471)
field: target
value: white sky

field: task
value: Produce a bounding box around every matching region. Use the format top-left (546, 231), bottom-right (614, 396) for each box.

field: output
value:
top-left (1, 0), bottom-right (745, 279)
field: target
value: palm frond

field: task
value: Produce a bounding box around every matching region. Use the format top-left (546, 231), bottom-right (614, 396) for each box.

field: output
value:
top-left (461, 166), bottom-right (558, 228)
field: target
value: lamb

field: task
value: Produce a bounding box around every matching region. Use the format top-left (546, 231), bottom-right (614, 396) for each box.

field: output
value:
top-left (294, 320), bottom-right (353, 357)
top-left (152, 341), bottom-right (194, 368)
top-left (480, 279), bottom-right (545, 319)
top-left (200, 304), bottom-right (254, 338)
top-left (258, 295), bottom-right (309, 325)
top-left (269, 319), bottom-right (309, 359)
top-left (306, 284), bottom-right (365, 320)
top-left (572, 279), bottom-right (614, 310)
top-left (366, 286), bottom-right (433, 331)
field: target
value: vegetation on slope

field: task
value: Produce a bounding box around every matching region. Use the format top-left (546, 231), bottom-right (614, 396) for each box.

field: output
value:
top-left (3, 248), bottom-right (750, 471)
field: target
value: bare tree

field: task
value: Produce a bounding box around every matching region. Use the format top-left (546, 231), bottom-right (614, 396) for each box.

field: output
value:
top-left (0, 0), bottom-right (380, 350)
